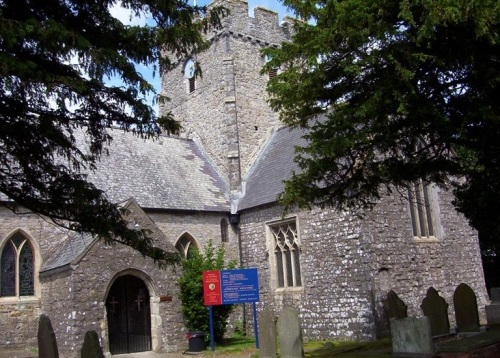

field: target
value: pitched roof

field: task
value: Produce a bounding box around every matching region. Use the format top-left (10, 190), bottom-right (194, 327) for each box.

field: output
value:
top-left (40, 230), bottom-right (96, 274)
top-left (40, 198), bottom-right (179, 274)
top-left (238, 126), bottom-right (308, 210)
top-left (78, 129), bottom-right (230, 212)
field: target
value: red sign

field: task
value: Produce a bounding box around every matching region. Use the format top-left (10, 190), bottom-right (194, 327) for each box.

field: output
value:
top-left (203, 271), bottom-right (222, 305)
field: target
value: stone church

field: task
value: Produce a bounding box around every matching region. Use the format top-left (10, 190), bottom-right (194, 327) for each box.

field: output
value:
top-left (0, 0), bottom-right (489, 356)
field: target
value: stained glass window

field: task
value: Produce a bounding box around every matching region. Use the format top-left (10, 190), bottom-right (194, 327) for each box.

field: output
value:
top-left (1, 242), bottom-right (16, 296)
top-left (270, 219), bottom-right (302, 289)
top-left (19, 243), bottom-right (34, 296)
top-left (1, 234), bottom-right (35, 298)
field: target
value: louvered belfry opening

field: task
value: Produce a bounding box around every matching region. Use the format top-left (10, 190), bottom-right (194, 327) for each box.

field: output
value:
top-left (106, 275), bottom-right (152, 354)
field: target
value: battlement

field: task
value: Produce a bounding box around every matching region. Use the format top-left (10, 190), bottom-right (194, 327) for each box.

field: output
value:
top-left (209, 0), bottom-right (293, 45)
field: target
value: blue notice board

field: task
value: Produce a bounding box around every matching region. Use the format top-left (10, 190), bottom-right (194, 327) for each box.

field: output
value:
top-left (221, 268), bottom-right (259, 304)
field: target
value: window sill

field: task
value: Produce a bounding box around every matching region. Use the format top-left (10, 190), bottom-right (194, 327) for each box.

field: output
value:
top-left (413, 236), bottom-right (440, 243)
top-left (274, 286), bottom-right (303, 295)
top-left (0, 296), bottom-right (39, 304)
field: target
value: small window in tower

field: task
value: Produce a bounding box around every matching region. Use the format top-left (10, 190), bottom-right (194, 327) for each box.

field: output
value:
top-left (268, 68), bottom-right (278, 80)
top-left (189, 77), bottom-right (195, 93)
top-left (263, 53), bottom-right (278, 80)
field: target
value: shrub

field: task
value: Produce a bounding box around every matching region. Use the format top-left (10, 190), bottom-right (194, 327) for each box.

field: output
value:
top-left (178, 240), bottom-right (237, 343)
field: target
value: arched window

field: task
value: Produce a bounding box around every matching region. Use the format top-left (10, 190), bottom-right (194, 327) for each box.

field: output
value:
top-left (220, 219), bottom-right (228, 243)
top-left (408, 179), bottom-right (436, 238)
top-left (175, 234), bottom-right (199, 259)
top-left (1, 233), bottom-right (34, 297)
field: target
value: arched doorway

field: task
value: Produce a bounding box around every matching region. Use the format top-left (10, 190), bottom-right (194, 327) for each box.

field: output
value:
top-left (106, 275), bottom-right (151, 354)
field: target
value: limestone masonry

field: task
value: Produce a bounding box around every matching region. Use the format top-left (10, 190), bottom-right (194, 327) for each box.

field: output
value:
top-left (0, 1), bottom-right (488, 357)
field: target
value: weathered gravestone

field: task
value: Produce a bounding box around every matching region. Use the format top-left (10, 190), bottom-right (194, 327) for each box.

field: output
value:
top-left (486, 287), bottom-right (500, 326)
top-left (38, 314), bottom-right (59, 358)
top-left (421, 287), bottom-right (450, 336)
top-left (390, 317), bottom-right (433, 357)
top-left (454, 283), bottom-right (480, 332)
top-left (386, 290), bottom-right (408, 319)
top-left (277, 308), bottom-right (304, 358)
top-left (491, 287), bottom-right (500, 303)
top-left (81, 330), bottom-right (104, 358)
top-left (258, 307), bottom-right (277, 358)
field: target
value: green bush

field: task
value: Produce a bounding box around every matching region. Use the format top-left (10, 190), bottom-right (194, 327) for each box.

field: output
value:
top-left (178, 240), bottom-right (237, 344)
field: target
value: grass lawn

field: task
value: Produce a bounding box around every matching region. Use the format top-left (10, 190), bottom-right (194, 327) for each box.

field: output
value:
top-left (211, 334), bottom-right (393, 357)
top-left (304, 339), bottom-right (393, 357)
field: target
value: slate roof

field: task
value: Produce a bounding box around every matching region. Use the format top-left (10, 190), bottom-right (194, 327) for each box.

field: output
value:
top-left (40, 231), bottom-right (96, 274)
top-left (40, 198), bottom-right (180, 274)
top-left (77, 128), bottom-right (230, 212)
top-left (238, 126), bottom-right (308, 210)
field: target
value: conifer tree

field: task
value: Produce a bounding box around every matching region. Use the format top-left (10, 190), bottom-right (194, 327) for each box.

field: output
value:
top-left (265, 0), bottom-right (499, 250)
top-left (0, 0), bottom-right (224, 265)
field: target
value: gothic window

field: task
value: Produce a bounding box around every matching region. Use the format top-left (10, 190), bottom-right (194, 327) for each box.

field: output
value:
top-left (220, 219), bottom-right (228, 243)
top-left (175, 233), bottom-right (199, 259)
top-left (1, 233), bottom-right (34, 297)
top-left (269, 219), bottom-right (302, 289)
top-left (408, 180), bottom-right (436, 238)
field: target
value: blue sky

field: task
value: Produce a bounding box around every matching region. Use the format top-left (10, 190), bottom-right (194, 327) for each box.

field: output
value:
top-left (110, 0), bottom-right (292, 113)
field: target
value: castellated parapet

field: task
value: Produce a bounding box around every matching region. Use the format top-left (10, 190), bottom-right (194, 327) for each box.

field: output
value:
top-left (160, 0), bottom-right (293, 193)
top-left (209, 0), bottom-right (294, 45)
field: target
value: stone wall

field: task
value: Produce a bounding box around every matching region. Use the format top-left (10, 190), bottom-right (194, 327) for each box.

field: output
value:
top-left (238, 187), bottom-right (488, 341)
top-left (0, 207), bottom-right (68, 351)
top-left (40, 239), bottom-right (185, 357)
top-left (148, 210), bottom-right (240, 264)
top-left (160, 0), bottom-right (291, 189)
top-left (0, 206), bottom-right (238, 355)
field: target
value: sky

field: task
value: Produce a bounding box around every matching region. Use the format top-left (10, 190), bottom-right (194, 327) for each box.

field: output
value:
top-left (109, 0), bottom-right (293, 113)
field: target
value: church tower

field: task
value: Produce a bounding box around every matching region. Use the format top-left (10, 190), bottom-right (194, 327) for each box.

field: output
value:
top-left (159, 0), bottom-right (292, 193)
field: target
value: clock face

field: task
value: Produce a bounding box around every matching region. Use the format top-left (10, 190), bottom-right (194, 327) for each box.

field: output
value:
top-left (184, 58), bottom-right (195, 79)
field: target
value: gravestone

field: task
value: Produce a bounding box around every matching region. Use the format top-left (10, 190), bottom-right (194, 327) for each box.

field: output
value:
top-left (491, 287), bottom-right (500, 303)
top-left (277, 308), bottom-right (304, 358)
top-left (486, 287), bottom-right (500, 326)
top-left (453, 283), bottom-right (480, 332)
top-left (421, 287), bottom-right (450, 336)
top-left (258, 307), bottom-right (277, 358)
top-left (390, 317), bottom-right (433, 357)
top-left (37, 314), bottom-right (59, 358)
top-left (386, 290), bottom-right (408, 319)
top-left (81, 330), bottom-right (104, 358)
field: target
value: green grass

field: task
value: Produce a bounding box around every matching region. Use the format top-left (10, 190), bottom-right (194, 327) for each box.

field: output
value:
top-left (304, 339), bottom-right (393, 358)
top-left (208, 333), bottom-right (257, 355)
top-left (202, 335), bottom-right (393, 357)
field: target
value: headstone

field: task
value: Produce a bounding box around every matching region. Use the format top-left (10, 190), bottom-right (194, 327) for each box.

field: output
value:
top-left (485, 305), bottom-right (500, 326)
top-left (421, 287), bottom-right (450, 336)
top-left (490, 287), bottom-right (500, 303)
top-left (453, 283), bottom-right (480, 332)
top-left (81, 330), bottom-right (104, 358)
top-left (390, 317), bottom-right (433, 357)
top-left (258, 307), bottom-right (277, 358)
top-left (486, 287), bottom-right (500, 326)
top-left (386, 290), bottom-right (408, 319)
top-left (277, 308), bottom-right (304, 358)
top-left (37, 314), bottom-right (59, 358)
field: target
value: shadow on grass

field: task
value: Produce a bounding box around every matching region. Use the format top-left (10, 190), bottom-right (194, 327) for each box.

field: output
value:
top-left (304, 339), bottom-right (393, 358)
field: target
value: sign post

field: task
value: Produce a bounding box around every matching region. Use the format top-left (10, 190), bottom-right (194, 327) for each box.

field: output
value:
top-left (203, 268), bottom-right (260, 351)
